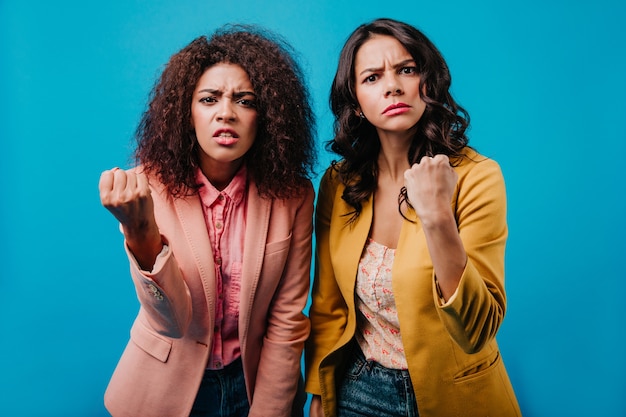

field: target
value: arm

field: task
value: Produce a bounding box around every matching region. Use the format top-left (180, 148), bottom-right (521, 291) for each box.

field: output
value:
top-left (406, 156), bottom-right (508, 353)
top-left (99, 168), bottom-right (163, 270)
top-left (309, 395), bottom-right (324, 417)
top-left (440, 158), bottom-right (508, 352)
top-left (249, 184), bottom-right (314, 417)
top-left (99, 168), bottom-right (192, 337)
top-left (404, 155), bottom-right (466, 300)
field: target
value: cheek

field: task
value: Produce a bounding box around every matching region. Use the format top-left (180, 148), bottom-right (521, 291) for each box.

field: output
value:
top-left (191, 108), bottom-right (214, 134)
top-left (190, 106), bottom-right (200, 128)
top-left (355, 89), bottom-right (372, 113)
top-left (407, 81), bottom-right (422, 97)
top-left (246, 114), bottom-right (259, 135)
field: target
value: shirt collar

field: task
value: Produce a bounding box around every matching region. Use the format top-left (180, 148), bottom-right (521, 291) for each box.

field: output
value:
top-left (196, 166), bottom-right (247, 208)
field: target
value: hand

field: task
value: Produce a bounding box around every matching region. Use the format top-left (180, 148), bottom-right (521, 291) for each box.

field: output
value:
top-left (99, 168), bottom-right (156, 234)
top-left (309, 395), bottom-right (324, 417)
top-left (403, 154), bottom-right (458, 227)
top-left (99, 167), bottom-right (162, 269)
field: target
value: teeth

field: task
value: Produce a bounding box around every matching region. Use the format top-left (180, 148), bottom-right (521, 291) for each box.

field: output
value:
top-left (218, 133), bottom-right (233, 137)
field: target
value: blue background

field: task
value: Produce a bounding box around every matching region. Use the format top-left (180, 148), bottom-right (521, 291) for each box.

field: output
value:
top-left (1, 1), bottom-right (625, 416)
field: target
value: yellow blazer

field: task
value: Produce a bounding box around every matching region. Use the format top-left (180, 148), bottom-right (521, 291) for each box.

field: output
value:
top-left (305, 148), bottom-right (521, 417)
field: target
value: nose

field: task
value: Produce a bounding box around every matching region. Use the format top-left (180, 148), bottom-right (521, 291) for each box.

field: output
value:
top-left (385, 75), bottom-right (403, 97)
top-left (216, 100), bottom-right (236, 121)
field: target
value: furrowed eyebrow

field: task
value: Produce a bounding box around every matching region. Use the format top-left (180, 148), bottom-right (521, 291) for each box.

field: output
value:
top-left (197, 89), bottom-right (256, 99)
top-left (359, 67), bottom-right (381, 76)
top-left (198, 88), bottom-right (222, 95)
top-left (358, 59), bottom-right (417, 76)
top-left (233, 91), bottom-right (256, 99)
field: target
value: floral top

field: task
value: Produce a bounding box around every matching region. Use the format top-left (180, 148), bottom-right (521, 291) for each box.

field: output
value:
top-left (355, 239), bottom-right (408, 369)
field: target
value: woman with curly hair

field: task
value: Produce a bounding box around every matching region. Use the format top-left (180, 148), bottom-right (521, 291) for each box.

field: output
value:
top-left (305, 18), bottom-right (521, 416)
top-left (99, 25), bottom-right (315, 417)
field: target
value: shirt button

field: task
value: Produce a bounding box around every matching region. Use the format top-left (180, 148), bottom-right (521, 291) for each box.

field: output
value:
top-left (215, 257), bottom-right (222, 265)
top-left (218, 194), bottom-right (225, 201)
top-left (215, 222), bottom-right (223, 229)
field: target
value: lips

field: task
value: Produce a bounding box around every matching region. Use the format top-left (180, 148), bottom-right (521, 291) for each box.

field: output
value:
top-left (382, 102), bottom-right (410, 115)
top-left (213, 129), bottom-right (239, 145)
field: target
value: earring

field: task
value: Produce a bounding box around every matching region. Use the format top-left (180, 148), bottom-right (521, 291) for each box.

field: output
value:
top-left (359, 111), bottom-right (365, 119)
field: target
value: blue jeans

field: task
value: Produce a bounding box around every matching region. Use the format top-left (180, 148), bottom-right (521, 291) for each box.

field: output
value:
top-left (337, 346), bottom-right (419, 417)
top-left (190, 358), bottom-right (250, 417)
top-left (189, 357), bottom-right (306, 417)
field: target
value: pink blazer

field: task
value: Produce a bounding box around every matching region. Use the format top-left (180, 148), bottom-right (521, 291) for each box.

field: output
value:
top-left (104, 173), bottom-right (314, 417)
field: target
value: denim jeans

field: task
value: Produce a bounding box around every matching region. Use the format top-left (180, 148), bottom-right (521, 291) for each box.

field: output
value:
top-left (190, 357), bottom-right (250, 417)
top-left (337, 346), bottom-right (419, 417)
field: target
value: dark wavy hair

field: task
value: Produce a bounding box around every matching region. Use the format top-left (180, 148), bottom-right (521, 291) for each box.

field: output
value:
top-left (134, 25), bottom-right (316, 199)
top-left (328, 18), bottom-right (470, 220)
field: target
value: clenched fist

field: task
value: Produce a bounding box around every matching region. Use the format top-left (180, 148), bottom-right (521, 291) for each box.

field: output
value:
top-left (403, 154), bottom-right (458, 227)
top-left (99, 167), bottom-right (163, 270)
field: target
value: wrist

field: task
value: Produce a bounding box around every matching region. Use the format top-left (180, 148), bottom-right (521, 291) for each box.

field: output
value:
top-left (124, 227), bottom-right (164, 271)
top-left (419, 207), bottom-right (456, 229)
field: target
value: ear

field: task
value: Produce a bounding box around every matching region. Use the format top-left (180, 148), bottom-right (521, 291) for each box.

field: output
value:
top-left (354, 108), bottom-right (366, 119)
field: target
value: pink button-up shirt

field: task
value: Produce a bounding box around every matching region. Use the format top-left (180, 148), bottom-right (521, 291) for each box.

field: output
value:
top-left (196, 167), bottom-right (247, 370)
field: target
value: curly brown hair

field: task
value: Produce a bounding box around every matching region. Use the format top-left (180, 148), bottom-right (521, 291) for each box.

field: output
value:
top-left (328, 18), bottom-right (470, 220)
top-left (134, 24), bottom-right (316, 199)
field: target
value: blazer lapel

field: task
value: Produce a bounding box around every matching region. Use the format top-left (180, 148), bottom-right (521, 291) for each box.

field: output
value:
top-left (332, 193), bottom-right (373, 307)
top-left (239, 181), bottom-right (270, 333)
top-left (172, 194), bottom-right (217, 322)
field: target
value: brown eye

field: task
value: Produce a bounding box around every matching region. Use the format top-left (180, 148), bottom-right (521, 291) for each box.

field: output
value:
top-left (237, 98), bottom-right (257, 108)
top-left (364, 74), bottom-right (378, 83)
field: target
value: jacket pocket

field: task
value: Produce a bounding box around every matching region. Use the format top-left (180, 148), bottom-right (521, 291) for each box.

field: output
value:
top-left (265, 232), bottom-right (292, 255)
top-left (343, 353), bottom-right (368, 380)
top-left (260, 233), bottom-right (293, 282)
top-left (453, 351), bottom-right (501, 383)
top-left (130, 320), bottom-right (173, 363)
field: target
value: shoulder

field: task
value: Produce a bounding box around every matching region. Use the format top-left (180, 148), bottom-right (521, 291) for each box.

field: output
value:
top-left (318, 164), bottom-right (343, 198)
top-left (453, 147), bottom-right (504, 182)
top-left (452, 148), bottom-right (507, 214)
top-left (252, 177), bottom-right (315, 209)
top-left (296, 179), bottom-right (316, 208)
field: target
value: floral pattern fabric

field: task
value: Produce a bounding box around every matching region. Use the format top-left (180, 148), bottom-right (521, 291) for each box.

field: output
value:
top-left (355, 239), bottom-right (408, 369)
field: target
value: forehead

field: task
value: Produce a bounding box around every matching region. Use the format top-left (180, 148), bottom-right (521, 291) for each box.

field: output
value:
top-left (354, 34), bottom-right (413, 71)
top-left (195, 63), bottom-right (254, 90)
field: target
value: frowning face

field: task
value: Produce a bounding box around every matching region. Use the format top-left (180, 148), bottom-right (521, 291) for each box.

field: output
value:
top-left (191, 63), bottom-right (258, 175)
top-left (354, 34), bottom-right (426, 138)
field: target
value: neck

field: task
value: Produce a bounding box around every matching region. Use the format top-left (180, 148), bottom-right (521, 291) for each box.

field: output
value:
top-left (377, 133), bottom-right (412, 183)
top-left (377, 155), bottom-right (410, 184)
top-left (201, 159), bottom-right (244, 191)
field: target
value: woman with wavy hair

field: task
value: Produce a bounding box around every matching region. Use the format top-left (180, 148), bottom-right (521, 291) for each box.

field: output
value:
top-left (99, 25), bottom-right (315, 417)
top-left (305, 18), bottom-right (521, 416)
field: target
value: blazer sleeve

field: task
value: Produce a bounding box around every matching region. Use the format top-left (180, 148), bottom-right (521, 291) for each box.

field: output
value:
top-left (121, 177), bottom-right (194, 339)
top-left (304, 168), bottom-right (348, 395)
top-left (435, 157), bottom-right (509, 353)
